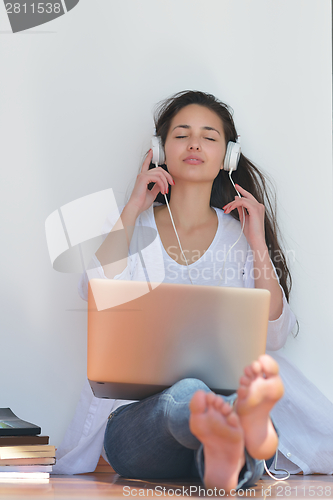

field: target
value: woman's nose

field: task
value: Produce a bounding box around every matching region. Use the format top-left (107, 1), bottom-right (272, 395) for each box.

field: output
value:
top-left (188, 137), bottom-right (201, 151)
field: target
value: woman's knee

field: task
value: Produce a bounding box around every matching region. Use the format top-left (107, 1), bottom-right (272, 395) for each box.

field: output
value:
top-left (166, 378), bottom-right (211, 401)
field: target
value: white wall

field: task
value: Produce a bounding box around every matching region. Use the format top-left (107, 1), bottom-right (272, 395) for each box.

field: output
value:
top-left (0, 0), bottom-right (332, 447)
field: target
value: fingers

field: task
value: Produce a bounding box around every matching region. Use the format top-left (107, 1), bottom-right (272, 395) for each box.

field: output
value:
top-left (149, 182), bottom-right (162, 199)
top-left (140, 150), bottom-right (174, 192)
top-left (223, 184), bottom-right (262, 215)
top-left (140, 171), bottom-right (167, 195)
top-left (137, 168), bottom-right (172, 195)
top-left (223, 196), bottom-right (264, 216)
top-left (237, 205), bottom-right (246, 226)
top-left (223, 197), bottom-right (251, 215)
top-left (140, 149), bottom-right (153, 172)
top-left (128, 151), bottom-right (175, 214)
top-left (234, 184), bottom-right (256, 201)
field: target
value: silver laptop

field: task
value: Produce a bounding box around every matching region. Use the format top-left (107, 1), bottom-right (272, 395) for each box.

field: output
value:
top-left (87, 279), bottom-right (270, 400)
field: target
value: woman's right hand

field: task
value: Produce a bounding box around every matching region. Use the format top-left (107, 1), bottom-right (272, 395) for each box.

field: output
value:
top-left (127, 149), bottom-right (174, 215)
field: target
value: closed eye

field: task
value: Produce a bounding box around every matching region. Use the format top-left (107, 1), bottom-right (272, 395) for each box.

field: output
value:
top-left (176, 136), bottom-right (216, 141)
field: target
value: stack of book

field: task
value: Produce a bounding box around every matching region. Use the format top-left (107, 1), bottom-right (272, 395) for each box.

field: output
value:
top-left (0, 408), bottom-right (55, 480)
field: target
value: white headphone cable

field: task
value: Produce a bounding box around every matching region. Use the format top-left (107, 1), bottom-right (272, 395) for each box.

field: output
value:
top-left (218, 170), bottom-right (246, 282)
top-left (155, 162), bottom-right (194, 284)
top-left (263, 450), bottom-right (290, 481)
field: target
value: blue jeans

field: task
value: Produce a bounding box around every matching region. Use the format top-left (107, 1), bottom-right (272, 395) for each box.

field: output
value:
top-left (103, 378), bottom-right (266, 490)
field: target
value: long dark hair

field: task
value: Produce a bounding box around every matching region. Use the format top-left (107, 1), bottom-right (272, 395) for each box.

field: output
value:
top-left (149, 90), bottom-right (292, 302)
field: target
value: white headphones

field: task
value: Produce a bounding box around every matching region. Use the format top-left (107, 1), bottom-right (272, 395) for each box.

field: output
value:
top-left (151, 136), bottom-right (241, 172)
top-left (223, 140), bottom-right (241, 172)
top-left (151, 136), bottom-right (165, 166)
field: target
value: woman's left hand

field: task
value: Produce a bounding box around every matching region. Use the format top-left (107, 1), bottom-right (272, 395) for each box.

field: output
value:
top-left (223, 184), bottom-right (266, 250)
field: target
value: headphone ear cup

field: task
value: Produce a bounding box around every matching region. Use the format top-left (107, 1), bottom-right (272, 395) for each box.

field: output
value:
top-left (223, 141), bottom-right (241, 172)
top-left (151, 136), bottom-right (165, 165)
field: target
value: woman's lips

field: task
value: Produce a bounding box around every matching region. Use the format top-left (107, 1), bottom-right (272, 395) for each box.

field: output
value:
top-left (183, 156), bottom-right (203, 165)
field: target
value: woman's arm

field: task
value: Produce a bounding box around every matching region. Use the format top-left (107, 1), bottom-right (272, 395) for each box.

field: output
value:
top-left (95, 203), bottom-right (141, 279)
top-left (243, 250), bottom-right (296, 350)
top-left (250, 242), bottom-right (283, 320)
top-left (223, 184), bottom-right (283, 321)
top-left (95, 149), bottom-right (174, 279)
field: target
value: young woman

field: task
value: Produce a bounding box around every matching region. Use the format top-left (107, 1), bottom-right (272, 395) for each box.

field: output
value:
top-left (54, 91), bottom-right (333, 481)
top-left (91, 91), bottom-right (292, 491)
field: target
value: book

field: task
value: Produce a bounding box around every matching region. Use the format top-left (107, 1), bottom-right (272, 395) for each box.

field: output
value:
top-left (0, 471), bottom-right (49, 479)
top-left (0, 457), bottom-right (55, 466)
top-left (0, 435), bottom-right (49, 446)
top-left (0, 409), bottom-right (41, 436)
top-left (0, 410), bottom-right (54, 475)
top-left (0, 465), bottom-right (52, 472)
top-left (0, 448), bottom-right (55, 459)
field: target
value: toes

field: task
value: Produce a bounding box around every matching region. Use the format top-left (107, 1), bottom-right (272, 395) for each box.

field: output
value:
top-left (251, 360), bottom-right (262, 376)
top-left (207, 393), bottom-right (228, 412)
top-left (206, 393), bottom-right (235, 418)
top-left (244, 356), bottom-right (277, 382)
top-left (213, 396), bottom-right (224, 410)
top-left (221, 402), bottom-right (232, 417)
top-left (259, 355), bottom-right (279, 377)
top-left (239, 375), bottom-right (251, 387)
top-left (237, 386), bottom-right (248, 400)
top-left (226, 410), bottom-right (241, 428)
top-left (244, 366), bottom-right (256, 380)
top-left (190, 390), bottom-right (237, 425)
top-left (206, 392), bottom-right (217, 408)
top-left (189, 390), bottom-right (208, 414)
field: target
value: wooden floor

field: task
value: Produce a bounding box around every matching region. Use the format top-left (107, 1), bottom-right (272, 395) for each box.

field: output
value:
top-left (0, 473), bottom-right (332, 499)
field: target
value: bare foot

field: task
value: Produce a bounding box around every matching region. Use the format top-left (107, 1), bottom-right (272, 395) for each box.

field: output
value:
top-left (189, 390), bottom-right (245, 492)
top-left (235, 354), bottom-right (284, 460)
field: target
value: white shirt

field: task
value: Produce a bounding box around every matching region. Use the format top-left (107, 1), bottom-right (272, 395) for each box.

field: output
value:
top-left (53, 204), bottom-right (333, 476)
